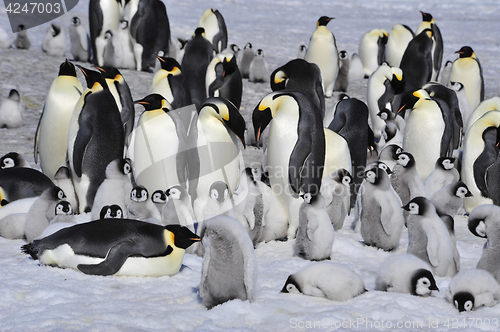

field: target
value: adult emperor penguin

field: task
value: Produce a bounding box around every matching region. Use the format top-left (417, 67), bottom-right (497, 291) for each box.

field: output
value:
top-left (14, 25), bottom-right (31, 50)
top-left (366, 64), bottom-right (404, 140)
top-left (192, 98), bottom-right (246, 225)
top-left (447, 46), bottom-right (484, 110)
top-left (42, 23), bottom-right (66, 57)
top-left (296, 192), bottom-right (334, 261)
top-left (0, 89), bottom-right (24, 129)
top-left (348, 53), bottom-right (364, 81)
top-left (150, 56), bottom-right (190, 110)
top-left (34, 60), bottom-right (83, 180)
top-left (206, 52), bottom-right (243, 109)
top-left (67, 66), bottom-right (124, 213)
top-left (439, 60), bottom-right (453, 85)
top-left (305, 16), bottom-right (339, 98)
top-left (69, 17), bottom-right (90, 62)
top-left (358, 28), bottom-right (388, 78)
top-left (199, 216), bottom-right (256, 309)
top-left (385, 24), bottom-right (414, 68)
top-left (416, 12), bottom-right (443, 82)
top-left (320, 168), bottom-right (352, 231)
top-left (181, 27), bottom-right (214, 108)
top-left (0, 167), bottom-right (54, 203)
top-left (248, 49), bottom-right (269, 83)
top-left (89, 0), bottom-right (120, 66)
top-left (270, 58), bottom-right (325, 118)
top-left (130, 94), bottom-right (188, 196)
top-left (465, 97), bottom-right (500, 135)
top-left (468, 204), bottom-right (500, 283)
top-left (375, 254), bottom-right (438, 296)
top-left (198, 8), bottom-right (228, 54)
top-left (446, 269), bottom-right (500, 312)
top-left (22, 219), bottom-right (200, 276)
top-left (404, 196), bottom-right (454, 277)
top-left (253, 91), bottom-right (325, 239)
top-left (282, 262), bottom-right (366, 302)
top-left (424, 157), bottom-right (460, 197)
top-left (359, 164), bottom-right (404, 251)
top-left (239, 42), bottom-right (254, 79)
top-left (461, 110), bottom-right (500, 212)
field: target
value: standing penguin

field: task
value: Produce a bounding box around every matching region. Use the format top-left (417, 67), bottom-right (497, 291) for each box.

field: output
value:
top-left (206, 52), bottom-right (243, 108)
top-left (297, 45), bottom-right (307, 59)
top-left (42, 23), bottom-right (66, 57)
top-left (320, 169), bottom-right (352, 231)
top-left (70, 17), bottom-right (90, 62)
top-left (358, 28), bottom-right (388, 78)
top-left (67, 66), bottom-right (124, 213)
top-left (416, 12), bottom-right (444, 82)
top-left (424, 157), bottom-right (460, 197)
top-left (447, 46), bottom-right (484, 110)
top-left (296, 192), bottom-right (334, 261)
top-left (0, 89), bottom-right (24, 129)
top-left (199, 216), bottom-right (256, 309)
top-left (390, 152), bottom-right (425, 208)
top-left (129, 0), bottom-right (159, 71)
top-left (385, 24), bottom-right (414, 68)
top-left (404, 196), bottom-right (454, 277)
top-left (89, 0), bottom-right (120, 66)
top-left (239, 43), bottom-right (254, 79)
top-left (253, 91), bottom-right (325, 239)
top-left (430, 181), bottom-right (472, 217)
top-left (34, 60), bottom-right (83, 180)
top-left (248, 49), bottom-right (269, 83)
top-left (102, 30), bottom-right (124, 68)
top-left (14, 25), bottom-right (31, 50)
top-left (198, 8), bottom-right (228, 54)
top-left (359, 164), bottom-right (404, 251)
top-left (117, 20), bottom-right (136, 70)
top-left (333, 50), bottom-right (349, 92)
top-left (305, 16), bottom-right (339, 98)
top-left (348, 53), bottom-right (364, 81)
top-left (162, 185), bottom-right (196, 232)
top-left (465, 97), bottom-right (500, 135)
top-left (150, 56), bottom-right (190, 110)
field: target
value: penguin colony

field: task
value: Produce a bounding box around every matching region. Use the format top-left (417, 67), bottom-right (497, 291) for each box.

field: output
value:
top-left (0, 5), bottom-right (499, 315)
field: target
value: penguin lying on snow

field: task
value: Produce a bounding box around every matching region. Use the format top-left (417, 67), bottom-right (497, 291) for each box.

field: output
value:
top-left (22, 220), bottom-right (200, 277)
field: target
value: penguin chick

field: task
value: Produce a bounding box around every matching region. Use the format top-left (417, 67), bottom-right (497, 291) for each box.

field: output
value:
top-left (14, 25), bottom-right (30, 50)
top-left (375, 254), bottom-right (439, 296)
top-left (297, 45), bottom-right (307, 59)
top-left (162, 185), bottom-right (196, 232)
top-left (249, 49), bottom-right (269, 83)
top-left (199, 216), bottom-right (257, 309)
top-left (446, 269), bottom-right (500, 312)
top-left (0, 89), bottom-right (24, 128)
top-left (127, 185), bottom-right (162, 222)
top-left (296, 193), bottom-right (334, 261)
top-left (151, 189), bottom-right (167, 213)
top-left (100, 204), bottom-right (123, 219)
top-left (333, 50), bottom-right (349, 92)
top-left (320, 168), bottom-right (352, 231)
top-left (430, 181), bottom-right (472, 217)
top-left (282, 262), bottom-right (365, 302)
top-left (0, 152), bottom-right (30, 169)
top-left (24, 186), bottom-right (66, 242)
top-left (69, 17), bottom-right (90, 62)
top-left (36, 201), bottom-right (77, 239)
top-left (239, 42), bottom-right (254, 78)
top-left (391, 152), bottom-right (426, 207)
top-left (424, 157), bottom-right (460, 197)
top-left (202, 181), bottom-right (233, 221)
top-left (42, 23), bottom-right (66, 57)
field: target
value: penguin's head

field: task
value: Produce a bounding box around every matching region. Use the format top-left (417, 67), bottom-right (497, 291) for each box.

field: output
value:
top-left (455, 46), bottom-right (475, 59)
top-left (95, 66), bottom-right (123, 82)
top-left (152, 190), bottom-right (167, 204)
top-left (198, 98), bottom-right (246, 148)
top-left (156, 57), bottom-right (182, 75)
top-left (397, 90), bottom-right (419, 115)
top-left (364, 167), bottom-right (379, 184)
top-left (339, 50), bottom-right (348, 60)
top-left (43, 186), bottom-right (66, 202)
top-left (301, 192), bottom-right (313, 204)
top-left (0, 156), bottom-right (14, 169)
top-left (253, 92), bottom-right (288, 144)
top-left (244, 42), bottom-right (252, 50)
top-left (55, 201), bottom-right (73, 215)
top-left (230, 44), bottom-right (240, 54)
top-left (299, 45), bottom-right (306, 52)
top-left (76, 65), bottom-right (108, 90)
top-left (256, 49), bottom-right (264, 57)
top-left (194, 27), bottom-right (206, 38)
top-left (244, 167), bottom-right (257, 184)
top-left (104, 30), bottom-right (113, 40)
top-left (166, 185), bottom-right (185, 201)
top-left (100, 204), bottom-right (123, 219)
top-left (395, 152), bottom-right (415, 168)
top-left (0, 152), bottom-right (25, 169)
top-left (121, 158), bottom-right (132, 176)
top-left (317, 16), bottom-right (333, 27)
top-left (438, 157), bottom-right (455, 170)
top-left (450, 81), bottom-right (464, 92)
top-left (7, 89), bottom-right (20, 102)
top-left (377, 109), bottom-right (391, 121)
top-left (17, 25), bottom-right (26, 32)
top-left (58, 59), bottom-right (77, 77)
top-left (466, 204), bottom-right (500, 238)
top-left (281, 274), bottom-right (302, 294)
top-left (135, 94), bottom-right (171, 112)
top-left (71, 17), bottom-right (81, 26)
top-left (453, 291), bottom-right (475, 312)
top-left (120, 20), bottom-right (129, 30)
top-left (453, 182), bottom-right (473, 198)
top-left (420, 11), bottom-right (434, 23)
top-left (165, 224), bottom-right (201, 250)
top-left (51, 23), bottom-right (61, 37)
top-left (209, 181), bottom-right (229, 205)
top-left (403, 197), bottom-right (429, 215)
top-left (130, 185), bottom-right (148, 202)
top-left (411, 269), bottom-right (438, 296)
top-left (390, 67), bottom-right (405, 95)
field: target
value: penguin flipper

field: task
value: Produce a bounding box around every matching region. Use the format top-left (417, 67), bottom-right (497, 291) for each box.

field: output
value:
top-left (289, 141), bottom-right (314, 195)
top-left (77, 240), bottom-right (138, 276)
top-left (72, 115), bottom-right (94, 178)
top-left (33, 103), bottom-right (45, 164)
top-left (89, 0), bottom-right (103, 64)
top-left (473, 127), bottom-right (497, 198)
top-left (425, 230), bottom-right (440, 267)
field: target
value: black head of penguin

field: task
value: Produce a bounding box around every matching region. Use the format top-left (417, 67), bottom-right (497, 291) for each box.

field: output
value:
top-left (51, 23), bottom-right (61, 37)
top-left (437, 157), bottom-right (455, 171)
top-left (468, 214), bottom-right (487, 238)
top-left (209, 181), bottom-right (229, 204)
top-left (58, 59), bottom-right (77, 77)
top-left (281, 274), bottom-right (302, 293)
top-left (410, 268), bottom-right (439, 296)
top-left (166, 224), bottom-right (201, 249)
top-left (134, 94), bottom-right (170, 112)
top-left (0, 152), bottom-right (25, 169)
top-left (317, 16), bottom-right (333, 27)
top-left (157, 56), bottom-right (182, 74)
top-left (453, 291), bottom-right (475, 312)
top-left (397, 89), bottom-right (420, 116)
top-left (456, 46), bottom-right (474, 58)
top-left (76, 65), bottom-right (109, 90)
top-left (7, 89), bottom-right (20, 102)
top-left (420, 11), bottom-right (435, 23)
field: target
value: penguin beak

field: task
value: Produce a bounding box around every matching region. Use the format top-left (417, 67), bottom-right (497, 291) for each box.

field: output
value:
top-left (465, 191), bottom-right (473, 197)
top-left (430, 285), bottom-right (439, 291)
top-left (402, 203), bottom-right (410, 211)
top-left (397, 104), bottom-right (406, 114)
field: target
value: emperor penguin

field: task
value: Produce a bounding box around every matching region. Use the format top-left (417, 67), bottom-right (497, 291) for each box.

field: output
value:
top-left (366, 64), bottom-right (404, 140)
top-left (151, 189), bottom-right (167, 213)
top-left (130, 94), bottom-right (188, 195)
top-left (446, 269), bottom-right (500, 312)
top-left (89, 0), bottom-right (120, 66)
top-left (162, 185), bottom-right (196, 232)
top-left (102, 30), bottom-right (124, 68)
top-left (447, 46), bottom-right (484, 110)
top-left (0, 152), bottom-right (30, 169)
top-left (305, 16), bottom-right (339, 98)
top-left (22, 220), bottom-right (200, 276)
top-left (375, 254), bottom-right (438, 296)
top-left (253, 91), bottom-right (325, 239)
top-left (181, 27), bottom-right (214, 108)
top-left (468, 204), bottom-right (500, 283)
top-left (270, 58), bottom-right (325, 118)
top-left (0, 167), bottom-right (55, 203)
top-left (67, 66), bottom-right (125, 213)
top-left (0, 89), bottom-right (24, 129)
top-left (24, 186), bottom-right (66, 243)
top-left (42, 23), bottom-right (66, 57)
top-left (34, 60), bottom-right (83, 180)
top-left (201, 181), bottom-right (233, 221)
top-left (297, 45), bottom-right (307, 59)
top-left (390, 152), bottom-right (425, 208)
top-left (320, 169), bottom-right (352, 231)
top-left (127, 185), bottom-right (162, 222)
top-left (199, 216), bottom-right (256, 309)
top-left (192, 98), bottom-right (246, 225)
top-left (377, 144), bottom-right (402, 172)
top-left (69, 17), bottom-right (90, 62)
top-left (430, 181), bottom-right (472, 217)
top-left (358, 28), bottom-right (388, 78)
top-left (117, 20), bottom-right (136, 70)
top-left (461, 110), bottom-right (500, 212)
top-left (348, 53), bottom-right (364, 81)
top-left (53, 165), bottom-right (78, 212)
top-left (385, 24), bottom-right (414, 68)
top-left (450, 81), bottom-right (472, 129)
top-left (424, 157), bottom-right (460, 197)
top-left (403, 196), bottom-right (454, 277)
top-left (416, 12), bottom-right (444, 82)
top-left (465, 97), bottom-right (500, 135)
top-left (90, 158), bottom-right (132, 221)
top-left (359, 164), bottom-right (404, 251)
top-left (248, 49), bottom-right (269, 83)
top-left (37, 201), bottom-right (77, 240)
top-left (239, 43), bottom-right (254, 79)
top-left (206, 52), bottom-right (243, 108)
top-left (296, 192), bottom-right (334, 261)
top-left (0, 27), bottom-right (10, 49)
top-left (333, 50), bottom-right (349, 92)
top-left (439, 60), bottom-right (453, 85)
top-left (100, 204), bottom-right (123, 219)
top-left (281, 262), bottom-right (365, 302)
top-left (198, 8), bottom-right (228, 54)
top-left (150, 56), bottom-right (190, 110)
top-left (14, 25), bottom-right (31, 50)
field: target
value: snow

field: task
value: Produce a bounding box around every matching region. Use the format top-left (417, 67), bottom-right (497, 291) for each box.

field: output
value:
top-left (1, 0), bottom-right (500, 331)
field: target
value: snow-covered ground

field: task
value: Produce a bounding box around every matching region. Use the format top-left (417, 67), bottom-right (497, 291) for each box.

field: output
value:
top-left (1, 0), bottom-right (500, 331)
